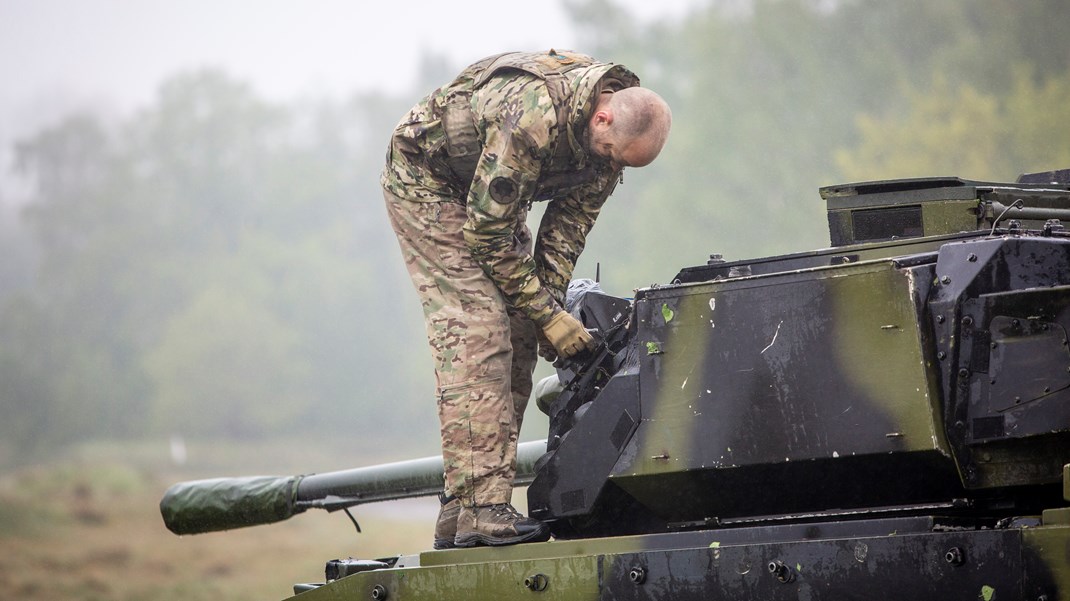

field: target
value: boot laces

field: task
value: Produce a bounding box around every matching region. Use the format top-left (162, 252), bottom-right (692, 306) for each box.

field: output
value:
top-left (490, 503), bottom-right (523, 520)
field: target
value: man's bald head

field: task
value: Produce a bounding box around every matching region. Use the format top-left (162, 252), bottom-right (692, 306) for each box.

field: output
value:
top-left (588, 87), bottom-right (672, 168)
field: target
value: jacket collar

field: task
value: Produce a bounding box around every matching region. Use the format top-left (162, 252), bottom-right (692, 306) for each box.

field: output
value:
top-left (563, 63), bottom-right (640, 168)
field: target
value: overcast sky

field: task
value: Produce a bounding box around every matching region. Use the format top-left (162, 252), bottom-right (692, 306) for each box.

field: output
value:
top-left (0, 0), bottom-right (697, 152)
top-left (0, 0), bottom-right (699, 204)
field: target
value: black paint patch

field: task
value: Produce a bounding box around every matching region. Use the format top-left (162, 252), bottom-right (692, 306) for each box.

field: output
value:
top-left (610, 410), bottom-right (635, 451)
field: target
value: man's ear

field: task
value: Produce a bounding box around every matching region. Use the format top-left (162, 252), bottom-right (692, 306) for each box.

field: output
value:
top-left (592, 109), bottom-right (613, 127)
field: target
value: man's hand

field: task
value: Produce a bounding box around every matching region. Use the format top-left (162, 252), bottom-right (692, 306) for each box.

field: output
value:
top-left (541, 312), bottom-right (595, 358)
top-left (535, 328), bottom-right (558, 362)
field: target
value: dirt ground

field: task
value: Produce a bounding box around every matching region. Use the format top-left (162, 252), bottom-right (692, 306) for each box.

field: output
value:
top-left (0, 442), bottom-right (440, 601)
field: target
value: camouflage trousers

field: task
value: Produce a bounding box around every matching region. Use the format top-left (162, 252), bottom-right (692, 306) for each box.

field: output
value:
top-left (384, 188), bottom-right (539, 507)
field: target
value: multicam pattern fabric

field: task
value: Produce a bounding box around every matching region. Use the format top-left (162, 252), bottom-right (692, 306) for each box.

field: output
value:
top-left (384, 192), bottom-right (537, 505)
top-left (382, 50), bottom-right (638, 326)
top-left (381, 51), bottom-right (638, 506)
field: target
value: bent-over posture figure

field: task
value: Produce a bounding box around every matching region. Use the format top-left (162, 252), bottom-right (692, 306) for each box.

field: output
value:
top-left (382, 49), bottom-right (671, 548)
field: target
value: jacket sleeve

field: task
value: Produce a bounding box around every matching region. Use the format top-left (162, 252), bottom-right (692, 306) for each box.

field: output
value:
top-left (462, 79), bottom-right (561, 327)
top-left (533, 169), bottom-right (621, 306)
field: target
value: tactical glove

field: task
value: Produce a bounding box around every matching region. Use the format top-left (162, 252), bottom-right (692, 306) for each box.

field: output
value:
top-left (541, 312), bottom-right (594, 358)
top-left (535, 328), bottom-right (558, 362)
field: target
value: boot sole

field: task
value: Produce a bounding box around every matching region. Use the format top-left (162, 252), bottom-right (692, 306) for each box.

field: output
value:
top-left (454, 525), bottom-right (550, 548)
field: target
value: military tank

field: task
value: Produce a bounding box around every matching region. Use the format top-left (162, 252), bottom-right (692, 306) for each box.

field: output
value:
top-left (162, 171), bottom-right (1070, 600)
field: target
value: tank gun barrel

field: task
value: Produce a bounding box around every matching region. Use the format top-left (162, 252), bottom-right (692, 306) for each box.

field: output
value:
top-left (297, 439), bottom-right (545, 508)
top-left (987, 200), bottom-right (1070, 223)
top-left (160, 439), bottom-right (546, 535)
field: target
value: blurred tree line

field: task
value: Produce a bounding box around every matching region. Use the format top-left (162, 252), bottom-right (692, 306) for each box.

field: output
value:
top-left (0, 73), bottom-right (446, 460)
top-left (2, 0), bottom-right (1069, 463)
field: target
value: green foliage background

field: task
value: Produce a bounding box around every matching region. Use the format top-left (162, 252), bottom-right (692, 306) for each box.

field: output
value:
top-left (3, 0), bottom-right (1070, 467)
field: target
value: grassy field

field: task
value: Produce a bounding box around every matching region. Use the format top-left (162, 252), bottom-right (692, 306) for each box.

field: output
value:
top-left (0, 439), bottom-right (444, 601)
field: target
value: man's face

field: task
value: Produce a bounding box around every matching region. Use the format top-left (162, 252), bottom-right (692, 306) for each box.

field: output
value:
top-left (589, 127), bottom-right (658, 170)
top-left (588, 127), bottom-right (626, 171)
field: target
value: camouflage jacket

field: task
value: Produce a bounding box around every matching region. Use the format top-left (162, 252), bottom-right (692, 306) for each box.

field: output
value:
top-left (382, 50), bottom-right (640, 327)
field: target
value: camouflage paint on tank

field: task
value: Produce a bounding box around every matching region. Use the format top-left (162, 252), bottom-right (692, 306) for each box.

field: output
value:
top-left (608, 257), bottom-right (958, 522)
top-left (285, 522), bottom-right (1070, 600)
top-left (825, 261), bottom-right (949, 452)
top-left (1024, 525), bottom-right (1070, 598)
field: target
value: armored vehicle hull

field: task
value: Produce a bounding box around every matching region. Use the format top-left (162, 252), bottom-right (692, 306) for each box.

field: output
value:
top-left (162, 174), bottom-right (1070, 600)
top-left (289, 513), bottom-right (1069, 600)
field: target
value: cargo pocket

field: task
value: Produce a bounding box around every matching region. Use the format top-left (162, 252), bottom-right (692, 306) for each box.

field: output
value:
top-left (437, 374), bottom-right (514, 495)
top-left (441, 93), bottom-right (481, 183)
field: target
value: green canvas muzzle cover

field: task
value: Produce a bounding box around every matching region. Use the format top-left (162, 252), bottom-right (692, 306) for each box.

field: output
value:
top-left (160, 474), bottom-right (305, 535)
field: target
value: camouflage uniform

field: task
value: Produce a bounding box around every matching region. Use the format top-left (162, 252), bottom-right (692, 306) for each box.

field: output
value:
top-left (382, 50), bottom-right (639, 507)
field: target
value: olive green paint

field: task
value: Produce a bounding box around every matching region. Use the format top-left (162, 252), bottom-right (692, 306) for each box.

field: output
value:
top-left (638, 290), bottom-right (713, 477)
top-left (623, 259), bottom-right (951, 494)
top-left (828, 261), bottom-right (949, 454)
top-left (1024, 526), bottom-right (1070, 597)
top-left (289, 534), bottom-right (681, 601)
top-left (1043, 507), bottom-right (1070, 525)
top-left (920, 200), bottom-right (981, 238)
top-left (1064, 463), bottom-right (1069, 501)
top-left (661, 303), bottom-right (675, 323)
top-left (422, 532), bottom-right (665, 567)
top-left (825, 193), bottom-right (979, 246)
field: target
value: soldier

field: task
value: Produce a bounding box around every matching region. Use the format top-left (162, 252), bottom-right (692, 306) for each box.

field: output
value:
top-left (382, 50), bottom-right (671, 548)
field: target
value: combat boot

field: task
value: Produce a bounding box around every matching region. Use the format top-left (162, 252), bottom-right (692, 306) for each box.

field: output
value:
top-left (453, 503), bottom-right (550, 547)
top-left (433, 493), bottom-right (461, 550)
